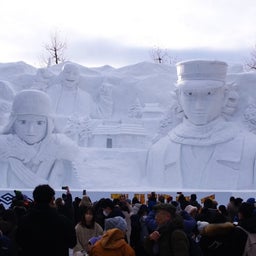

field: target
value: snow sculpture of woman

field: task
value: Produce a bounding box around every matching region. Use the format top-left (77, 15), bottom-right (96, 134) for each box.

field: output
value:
top-left (146, 60), bottom-right (256, 190)
top-left (0, 89), bottom-right (81, 189)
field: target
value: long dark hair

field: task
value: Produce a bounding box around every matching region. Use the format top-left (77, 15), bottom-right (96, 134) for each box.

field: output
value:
top-left (80, 205), bottom-right (96, 228)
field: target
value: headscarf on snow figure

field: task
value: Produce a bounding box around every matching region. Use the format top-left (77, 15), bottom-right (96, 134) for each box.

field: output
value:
top-left (0, 89), bottom-right (81, 189)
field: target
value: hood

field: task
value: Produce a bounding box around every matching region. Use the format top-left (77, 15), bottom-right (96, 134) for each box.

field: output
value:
top-left (100, 228), bottom-right (126, 249)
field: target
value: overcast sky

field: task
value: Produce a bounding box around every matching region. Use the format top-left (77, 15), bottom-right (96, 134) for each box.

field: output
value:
top-left (1, 0), bottom-right (256, 67)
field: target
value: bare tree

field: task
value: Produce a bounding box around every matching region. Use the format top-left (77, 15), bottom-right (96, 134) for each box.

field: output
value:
top-left (150, 46), bottom-right (180, 65)
top-left (245, 44), bottom-right (256, 71)
top-left (150, 46), bottom-right (169, 64)
top-left (44, 31), bottom-right (67, 65)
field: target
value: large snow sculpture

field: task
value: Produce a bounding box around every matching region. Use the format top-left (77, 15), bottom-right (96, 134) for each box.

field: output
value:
top-left (146, 60), bottom-right (256, 190)
top-left (0, 89), bottom-right (81, 189)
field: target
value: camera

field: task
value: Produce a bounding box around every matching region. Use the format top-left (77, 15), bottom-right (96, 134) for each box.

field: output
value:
top-left (62, 186), bottom-right (68, 190)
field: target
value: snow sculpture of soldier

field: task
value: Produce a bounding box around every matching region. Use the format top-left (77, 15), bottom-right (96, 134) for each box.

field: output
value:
top-left (0, 89), bottom-right (81, 189)
top-left (146, 59), bottom-right (256, 190)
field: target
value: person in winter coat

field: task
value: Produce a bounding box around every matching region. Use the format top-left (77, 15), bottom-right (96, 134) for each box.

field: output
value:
top-left (73, 205), bottom-right (103, 255)
top-left (144, 203), bottom-right (189, 256)
top-left (16, 184), bottom-right (76, 256)
top-left (130, 204), bottom-right (150, 256)
top-left (198, 202), bottom-right (256, 256)
top-left (89, 216), bottom-right (135, 256)
top-left (231, 202), bottom-right (256, 256)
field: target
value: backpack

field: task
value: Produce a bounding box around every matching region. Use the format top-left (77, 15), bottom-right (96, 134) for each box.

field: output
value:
top-left (237, 226), bottom-right (256, 256)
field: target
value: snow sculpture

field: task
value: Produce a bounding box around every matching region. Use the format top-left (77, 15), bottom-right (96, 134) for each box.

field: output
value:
top-left (97, 82), bottom-right (114, 119)
top-left (0, 89), bottom-right (81, 189)
top-left (46, 63), bottom-right (114, 133)
top-left (64, 115), bottom-right (93, 146)
top-left (128, 97), bottom-right (143, 119)
top-left (244, 103), bottom-right (256, 133)
top-left (146, 60), bottom-right (256, 190)
top-left (46, 63), bottom-right (96, 132)
top-left (0, 81), bottom-right (15, 126)
top-left (32, 68), bottom-right (56, 91)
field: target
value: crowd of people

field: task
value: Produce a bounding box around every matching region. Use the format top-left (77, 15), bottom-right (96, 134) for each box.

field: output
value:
top-left (0, 186), bottom-right (256, 256)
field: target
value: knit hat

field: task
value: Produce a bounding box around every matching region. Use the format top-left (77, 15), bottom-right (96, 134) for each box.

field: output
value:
top-left (104, 216), bottom-right (127, 232)
top-left (184, 205), bottom-right (197, 215)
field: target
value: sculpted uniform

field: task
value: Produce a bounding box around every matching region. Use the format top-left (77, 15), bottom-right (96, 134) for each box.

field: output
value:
top-left (146, 117), bottom-right (256, 190)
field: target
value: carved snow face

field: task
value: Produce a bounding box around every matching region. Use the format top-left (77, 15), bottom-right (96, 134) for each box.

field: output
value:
top-left (179, 81), bottom-right (225, 125)
top-left (62, 64), bottom-right (79, 88)
top-left (13, 114), bottom-right (47, 145)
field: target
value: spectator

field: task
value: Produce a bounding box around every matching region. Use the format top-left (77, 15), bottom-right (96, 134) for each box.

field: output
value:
top-left (226, 196), bottom-right (236, 222)
top-left (189, 194), bottom-right (202, 210)
top-left (132, 196), bottom-right (140, 206)
top-left (16, 184), bottom-right (76, 256)
top-left (55, 186), bottom-right (75, 224)
top-left (197, 198), bottom-right (221, 223)
top-left (218, 205), bottom-right (231, 222)
top-left (0, 229), bottom-right (11, 256)
top-left (0, 209), bottom-right (19, 255)
top-left (73, 196), bottom-right (82, 225)
top-left (130, 204), bottom-right (149, 256)
top-left (73, 205), bottom-right (103, 255)
top-left (177, 193), bottom-right (189, 210)
top-left (147, 192), bottom-right (157, 212)
top-left (119, 201), bottom-right (132, 244)
top-left (79, 195), bottom-right (93, 208)
top-left (158, 195), bottom-right (165, 204)
top-left (144, 203), bottom-right (189, 256)
top-left (90, 216), bottom-right (135, 256)
top-left (101, 198), bottom-right (125, 219)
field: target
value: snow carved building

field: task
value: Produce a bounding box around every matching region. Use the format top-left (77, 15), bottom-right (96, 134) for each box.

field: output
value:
top-left (89, 120), bottom-right (149, 148)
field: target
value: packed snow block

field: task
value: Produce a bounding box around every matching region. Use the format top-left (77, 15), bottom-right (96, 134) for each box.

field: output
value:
top-left (77, 147), bottom-right (148, 189)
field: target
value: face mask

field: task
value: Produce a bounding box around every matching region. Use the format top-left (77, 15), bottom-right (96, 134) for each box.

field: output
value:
top-left (103, 210), bottom-right (109, 217)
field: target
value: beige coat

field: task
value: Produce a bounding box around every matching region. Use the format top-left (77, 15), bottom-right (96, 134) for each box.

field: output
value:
top-left (73, 222), bottom-right (103, 254)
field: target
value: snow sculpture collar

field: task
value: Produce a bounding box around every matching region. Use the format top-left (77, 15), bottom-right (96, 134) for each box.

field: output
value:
top-left (169, 117), bottom-right (239, 146)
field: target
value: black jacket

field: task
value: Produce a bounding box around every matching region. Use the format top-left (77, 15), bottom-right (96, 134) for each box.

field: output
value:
top-left (16, 204), bottom-right (76, 256)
